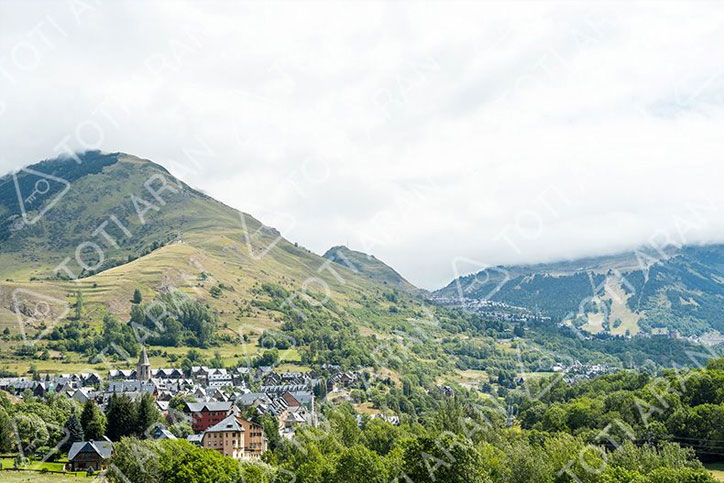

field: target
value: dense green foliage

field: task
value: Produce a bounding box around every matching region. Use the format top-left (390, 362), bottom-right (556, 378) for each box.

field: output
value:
top-left (108, 398), bottom-right (716, 482)
top-left (80, 399), bottom-right (107, 440)
top-left (0, 391), bottom-right (79, 459)
top-left (518, 359), bottom-right (724, 462)
top-left (106, 393), bottom-right (160, 441)
top-left (108, 438), bottom-right (273, 483)
top-left (48, 313), bottom-right (139, 357)
top-left (130, 291), bottom-right (218, 348)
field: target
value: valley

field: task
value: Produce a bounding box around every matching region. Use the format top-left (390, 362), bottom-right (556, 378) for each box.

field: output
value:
top-left (0, 153), bottom-right (722, 482)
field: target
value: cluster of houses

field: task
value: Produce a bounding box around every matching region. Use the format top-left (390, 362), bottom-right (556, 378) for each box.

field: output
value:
top-left (552, 360), bottom-right (615, 383)
top-left (0, 348), bottom-right (360, 472)
top-left (430, 295), bottom-right (551, 323)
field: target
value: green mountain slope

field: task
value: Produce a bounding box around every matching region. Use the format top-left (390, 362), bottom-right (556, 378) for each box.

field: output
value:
top-left (436, 245), bottom-right (724, 337)
top-left (0, 152), bottom-right (452, 379)
top-left (0, 152), bottom-right (413, 325)
top-left (323, 245), bottom-right (418, 292)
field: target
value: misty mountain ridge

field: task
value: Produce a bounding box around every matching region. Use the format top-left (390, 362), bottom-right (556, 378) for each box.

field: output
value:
top-left (437, 243), bottom-right (724, 338)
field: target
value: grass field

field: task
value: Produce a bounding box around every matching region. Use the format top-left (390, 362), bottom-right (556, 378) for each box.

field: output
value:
top-left (0, 459), bottom-right (77, 473)
top-left (706, 462), bottom-right (724, 481)
top-left (0, 456), bottom-right (92, 480)
top-left (0, 471), bottom-right (90, 482)
top-left (0, 337), bottom-right (309, 377)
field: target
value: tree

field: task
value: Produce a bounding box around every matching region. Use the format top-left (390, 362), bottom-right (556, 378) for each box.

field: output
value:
top-left (334, 445), bottom-right (389, 483)
top-left (209, 351), bottom-right (224, 369)
top-left (107, 437), bottom-right (163, 483)
top-left (0, 408), bottom-right (14, 452)
top-left (75, 290), bottom-right (84, 320)
top-left (401, 434), bottom-right (490, 483)
top-left (259, 414), bottom-right (281, 450)
top-left (64, 413), bottom-right (85, 450)
top-left (313, 379), bottom-right (328, 400)
top-left (160, 439), bottom-right (243, 483)
top-left (106, 394), bottom-right (137, 441)
top-left (253, 349), bottom-right (279, 368)
top-left (101, 313), bottom-right (138, 356)
top-left (362, 418), bottom-right (401, 456)
top-left (14, 413), bottom-right (49, 453)
top-left (133, 288), bottom-right (143, 304)
top-left (136, 393), bottom-right (160, 437)
top-left (81, 400), bottom-right (106, 440)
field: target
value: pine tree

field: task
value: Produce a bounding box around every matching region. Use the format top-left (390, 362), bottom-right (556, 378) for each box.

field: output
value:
top-left (64, 413), bottom-right (85, 450)
top-left (314, 379), bottom-right (327, 400)
top-left (81, 400), bottom-right (107, 440)
top-left (106, 394), bottom-right (137, 441)
top-left (132, 288), bottom-right (143, 304)
top-left (136, 393), bottom-right (160, 437)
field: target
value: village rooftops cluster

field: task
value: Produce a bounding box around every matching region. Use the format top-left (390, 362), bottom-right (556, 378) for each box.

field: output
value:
top-left (1, 345), bottom-right (368, 465)
top-left (2, 347), bottom-right (364, 463)
top-left (552, 360), bottom-right (615, 383)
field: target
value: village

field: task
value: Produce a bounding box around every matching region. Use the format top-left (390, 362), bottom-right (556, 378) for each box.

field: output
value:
top-left (0, 347), bottom-right (360, 473)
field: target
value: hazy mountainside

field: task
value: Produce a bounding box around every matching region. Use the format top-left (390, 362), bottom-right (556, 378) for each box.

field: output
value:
top-left (323, 245), bottom-right (418, 292)
top-left (436, 245), bottom-right (724, 337)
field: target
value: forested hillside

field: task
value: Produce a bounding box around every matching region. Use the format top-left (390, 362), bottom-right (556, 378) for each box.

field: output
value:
top-left (437, 245), bottom-right (724, 337)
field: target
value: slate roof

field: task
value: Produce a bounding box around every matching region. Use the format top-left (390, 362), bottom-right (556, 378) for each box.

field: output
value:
top-left (139, 346), bottom-right (150, 366)
top-left (187, 434), bottom-right (203, 444)
top-left (204, 414), bottom-right (245, 433)
top-left (185, 401), bottom-right (234, 413)
top-left (290, 391), bottom-right (314, 406)
top-left (262, 384), bottom-right (309, 394)
top-left (68, 440), bottom-right (113, 461)
top-left (236, 392), bottom-right (272, 407)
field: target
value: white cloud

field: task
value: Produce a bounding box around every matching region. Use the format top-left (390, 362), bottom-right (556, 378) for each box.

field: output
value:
top-left (1, 1), bottom-right (724, 289)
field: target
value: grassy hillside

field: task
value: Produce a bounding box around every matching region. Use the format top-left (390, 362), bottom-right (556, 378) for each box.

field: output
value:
top-left (323, 245), bottom-right (418, 292)
top-left (0, 153), bottom-right (426, 371)
top-left (0, 152), bottom-right (397, 318)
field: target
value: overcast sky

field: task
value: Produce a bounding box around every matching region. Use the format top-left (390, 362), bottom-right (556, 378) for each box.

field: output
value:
top-left (1, 1), bottom-right (724, 289)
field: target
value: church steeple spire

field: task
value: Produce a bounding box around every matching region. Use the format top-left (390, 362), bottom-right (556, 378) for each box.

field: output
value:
top-left (137, 346), bottom-right (151, 381)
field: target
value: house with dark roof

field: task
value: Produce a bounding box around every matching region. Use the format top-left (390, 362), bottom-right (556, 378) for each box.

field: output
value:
top-left (67, 439), bottom-right (113, 471)
top-left (150, 424), bottom-right (177, 440)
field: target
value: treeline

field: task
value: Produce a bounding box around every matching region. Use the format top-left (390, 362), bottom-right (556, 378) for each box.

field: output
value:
top-left (518, 358), bottom-right (724, 462)
top-left (42, 289), bottom-right (218, 357)
top-left (0, 390), bottom-right (167, 463)
top-left (253, 282), bottom-right (378, 369)
top-left (48, 313), bottom-right (138, 357)
top-left (130, 290), bottom-right (217, 348)
top-left (108, 400), bottom-right (716, 482)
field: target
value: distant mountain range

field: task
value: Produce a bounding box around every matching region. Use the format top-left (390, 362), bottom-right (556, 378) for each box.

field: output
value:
top-left (435, 245), bottom-right (724, 337)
